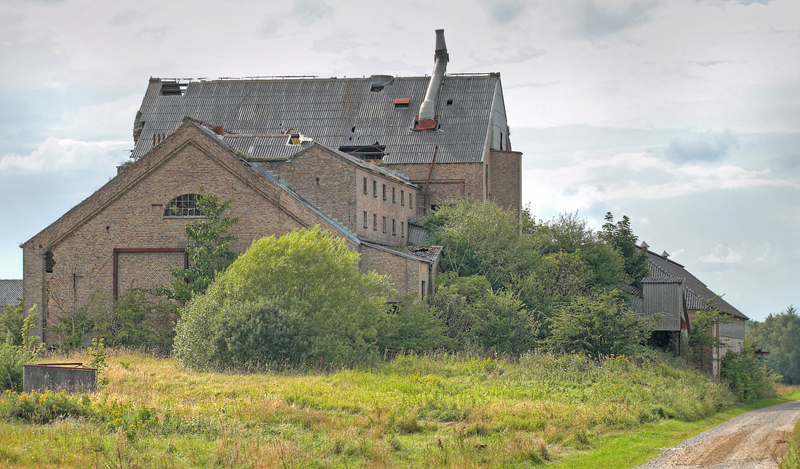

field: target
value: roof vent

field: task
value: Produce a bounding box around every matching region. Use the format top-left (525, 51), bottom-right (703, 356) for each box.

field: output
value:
top-left (639, 241), bottom-right (649, 250)
top-left (394, 98), bottom-right (410, 109)
top-left (414, 30), bottom-right (448, 131)
top-left (661, 251), bottom-right (670, 258)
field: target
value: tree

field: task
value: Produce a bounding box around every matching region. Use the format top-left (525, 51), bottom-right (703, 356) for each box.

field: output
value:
top-left (173, 227), bottom-right (392, 369)
top-left (420, 199), bottom-right (535, 289)
top-left (686, 303), bottom-right (732, 374)
top-left (746, 305), bottom-right (800, 385)
top-left (544, 291), bottom-right (654, 359)
top-left (1, 299), bottom-right (26, 346)
top-left (430, 273), bottom-right (538, 354)
top-left (164, 187), bottom-right (238, 303)
top-left (600, 212), bottom-right (649, 287)
top-left (721, 341), bottom-right (777, 403)
top-left (0, 306), bottom-right (42, 391)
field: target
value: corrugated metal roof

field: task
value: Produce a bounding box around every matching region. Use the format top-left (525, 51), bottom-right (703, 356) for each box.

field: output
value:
top-left (0, 279), bottom-right (22, 308)
top-left (646, 252), bottom-right (748, 320)
top-left (132, 75), bottom-right (499, 164)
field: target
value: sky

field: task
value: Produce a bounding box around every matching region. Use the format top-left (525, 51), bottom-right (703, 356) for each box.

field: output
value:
top-left (1, 0), bottom-right (798, 321)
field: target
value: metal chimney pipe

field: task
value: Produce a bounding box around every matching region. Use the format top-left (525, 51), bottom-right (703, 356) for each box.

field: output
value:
top-left (416, 29), bottom-right (448, 129)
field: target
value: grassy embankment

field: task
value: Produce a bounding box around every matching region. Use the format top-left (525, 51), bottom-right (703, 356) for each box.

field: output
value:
top-left (0, 350), bottom-right (789, 468)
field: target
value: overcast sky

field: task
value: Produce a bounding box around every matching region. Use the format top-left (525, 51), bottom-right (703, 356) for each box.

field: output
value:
top-left (1, 0), bottom-right (798, 321)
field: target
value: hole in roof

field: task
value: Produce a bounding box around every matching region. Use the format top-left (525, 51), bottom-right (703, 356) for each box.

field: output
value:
top-left (351, 126), bottom-right (356, 133)
top-left (370, 75), bottom-right (393, 92)
top-left (446, 99), bottom-right (453, 105)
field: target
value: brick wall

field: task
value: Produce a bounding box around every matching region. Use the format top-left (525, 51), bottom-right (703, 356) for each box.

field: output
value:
top-left (23, 122), bottom-right (357, 344)
top-left (360, 244), bottom-right (432, 299)
top-left (382, 162), bottom-right (484, 215)
top-left (488, 150), bottom-right (522, 213)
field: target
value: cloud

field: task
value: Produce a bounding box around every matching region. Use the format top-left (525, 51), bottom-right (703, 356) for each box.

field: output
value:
top-left (489, 0), bottom-right (528, 24)
top-left (700, 244), bottom-right (745, 264)
top-left (664, 130), bottom-right (740, 162)
top-left (290, 0), bottom-right (334, 23)
top-left (573, 0), bottom-right (658, 37)
top-left (0, 138), bottom-right (128, 175)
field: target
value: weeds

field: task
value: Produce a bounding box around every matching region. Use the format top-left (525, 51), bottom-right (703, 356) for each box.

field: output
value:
top-left (0, 349), bottom-right (738, 468)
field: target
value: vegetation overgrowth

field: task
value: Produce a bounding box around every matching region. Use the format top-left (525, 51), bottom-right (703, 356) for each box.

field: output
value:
top-left (781, 411), bottom-right (800, 469)
top-left (0, 349), bottom-right (739, 468)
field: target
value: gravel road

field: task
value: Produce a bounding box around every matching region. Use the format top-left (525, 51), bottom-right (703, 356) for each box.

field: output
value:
top-left (635, 400), bottom-right (800, 469)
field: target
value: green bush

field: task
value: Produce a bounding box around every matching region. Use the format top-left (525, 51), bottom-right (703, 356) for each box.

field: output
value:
top-left (0, 307), bottom-right (41, 392)
top-left (376, 296), bottom-right (448, 354)
top-left (544, 290), bottom-right (653, 359)
top-left (174, 227), bottom-right (393, 369)
top-left (720, 341), bottom-right (777, 403)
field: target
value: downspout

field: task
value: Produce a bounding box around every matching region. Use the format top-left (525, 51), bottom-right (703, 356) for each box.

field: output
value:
top-left (414, 29), bottom-right (448, 131)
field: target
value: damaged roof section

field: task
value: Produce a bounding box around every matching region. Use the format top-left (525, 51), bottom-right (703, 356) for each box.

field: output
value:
top-left (132, 73), bottom-right (503, 164)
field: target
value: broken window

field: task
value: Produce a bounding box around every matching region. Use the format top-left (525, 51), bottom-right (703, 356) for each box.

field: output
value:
top-left (164, 194), bottom-right (203, 217)
top-left (338, 145), bottom-right (385, 159)
top-left (44, 250), bottom-right (56, 273)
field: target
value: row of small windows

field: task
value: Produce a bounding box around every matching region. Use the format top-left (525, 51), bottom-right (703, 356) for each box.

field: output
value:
top-left (363, 177), bottom-right (412, 208)
top-left (363, 211), bottom-right (405, 237)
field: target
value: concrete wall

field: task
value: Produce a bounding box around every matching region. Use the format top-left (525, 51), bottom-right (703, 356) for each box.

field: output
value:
top-left (24, 364), bottom-right (96, 394)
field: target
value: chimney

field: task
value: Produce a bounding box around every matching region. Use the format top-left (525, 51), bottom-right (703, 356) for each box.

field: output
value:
top-left (414, 29), bottom-right (448, 131)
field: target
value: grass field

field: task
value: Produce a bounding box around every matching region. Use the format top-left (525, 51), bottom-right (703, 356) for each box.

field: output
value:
top-left (0, 349), bottom-right (785, 468)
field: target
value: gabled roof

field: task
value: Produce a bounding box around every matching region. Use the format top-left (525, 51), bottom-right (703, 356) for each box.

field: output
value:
top-left (132, 74), bottom-right (502, 164)
top-left (25, 118), bottom-right (360, 250)
top-left (646, 251), bottom-right (748, 320)
top-left (0, 279), bottom-right (22, 308)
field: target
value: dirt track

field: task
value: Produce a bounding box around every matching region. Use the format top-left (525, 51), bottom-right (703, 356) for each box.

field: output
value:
top-left (635, 400), bottom-right (800, 468)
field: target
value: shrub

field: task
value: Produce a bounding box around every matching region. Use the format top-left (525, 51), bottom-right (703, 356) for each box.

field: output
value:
top-left (174, 227), bottom-right (392, 369)
top-left (720, 341), bottom-right (777, 403)
top-left (0, 307), bottom-right (42, 392)
top-left (544, 291), bottom-right (653, 359)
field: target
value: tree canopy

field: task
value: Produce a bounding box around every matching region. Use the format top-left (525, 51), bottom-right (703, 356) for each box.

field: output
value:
top-left (173, 227), bottom-right (395, 369)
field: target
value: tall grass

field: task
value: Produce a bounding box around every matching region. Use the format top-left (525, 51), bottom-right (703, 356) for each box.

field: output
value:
top-left (0, 349), bottom-right (735, 468)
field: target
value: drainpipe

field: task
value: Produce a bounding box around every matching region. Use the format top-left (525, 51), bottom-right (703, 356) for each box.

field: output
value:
top-left (415, 30), bottom-right (448, 131)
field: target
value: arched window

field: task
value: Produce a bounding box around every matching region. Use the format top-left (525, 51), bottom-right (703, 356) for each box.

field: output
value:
top-left (164, 194), bottom-right (203, 217)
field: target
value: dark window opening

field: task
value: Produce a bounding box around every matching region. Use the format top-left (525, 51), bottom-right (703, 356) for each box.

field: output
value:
top-left (392, 187), bottom-right (396, 203)
top-left (44, 251), bottom-right (56, 273)
top-left (373, 180), bottom-right (377, 197)
top-left (382, 217), bottom-right (387, 233)
top-left (363, 211), bottom-right (368, 228)
top-left (373, 214), bottom-right (377, 231)
top-left (401, 222), bottom-right (405, 238)
top-left (446, 99), bottom-right (453, 105)
top-left (338, 145), bottom-right (386, 159)
top-left (363, 177), bottom-right (367, 194)
top-left (382, 184), bottom-right (387, 200)
top-left (392, 219), bottom-right (396, 236)
top-left (315, 177), bottom-right (320, 184)
top-left (421, 280), bottom-right (426, 299)
top-left (159, 81), bottom-right (186, 96)
top-left (401, 190), bottom-right (405, 206)
top-left (288, 134), bottom-right (301, 145)
top-left (409, 193), bottom-right (413, 209)
top-left (164, 194), bottom-right (203, 217)
top-left (351, 126), bottom-right (356, 133)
